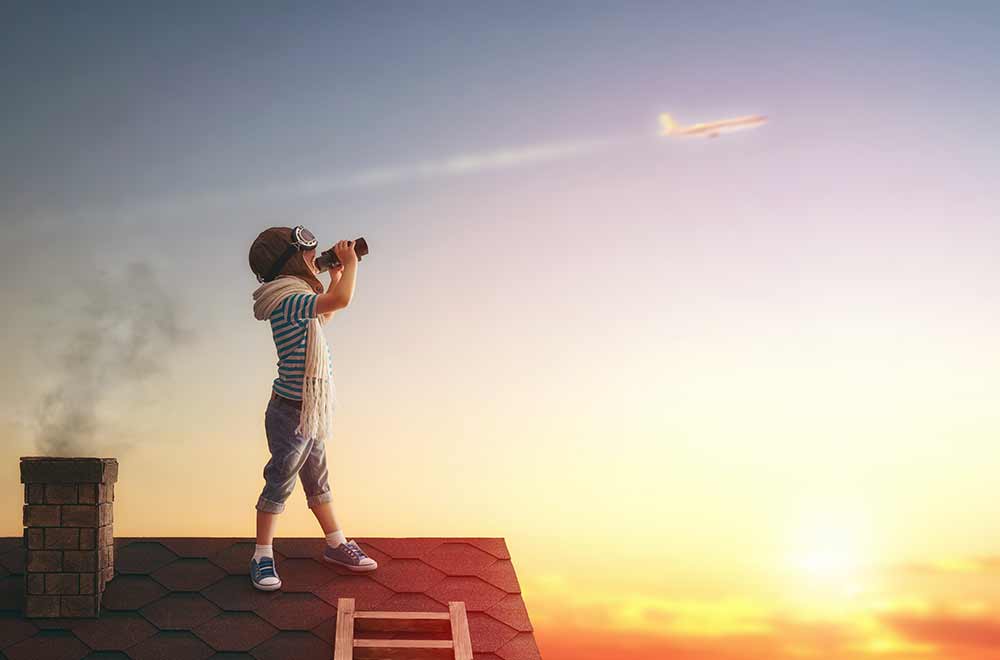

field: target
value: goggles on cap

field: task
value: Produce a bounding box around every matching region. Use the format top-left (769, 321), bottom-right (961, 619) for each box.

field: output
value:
top-left (258, 225), bottom-right (318, 283)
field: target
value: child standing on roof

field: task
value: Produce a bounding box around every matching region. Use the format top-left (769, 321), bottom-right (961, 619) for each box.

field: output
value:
top-left (247, 225), bottom-right (377, 591)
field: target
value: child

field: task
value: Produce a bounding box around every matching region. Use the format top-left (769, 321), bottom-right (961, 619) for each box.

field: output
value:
top-left (247, 225), bottom-right (377, 591)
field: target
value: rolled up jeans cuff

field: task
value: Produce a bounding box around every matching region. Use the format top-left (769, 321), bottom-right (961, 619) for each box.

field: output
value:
top-left (256, 495), bottom-right (286, 514)
top-left (306, 489), bottom-right (333, 508)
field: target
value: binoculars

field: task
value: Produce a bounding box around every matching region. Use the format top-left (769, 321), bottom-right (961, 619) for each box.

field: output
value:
top-left (314, 237), bottom-right (369, 272)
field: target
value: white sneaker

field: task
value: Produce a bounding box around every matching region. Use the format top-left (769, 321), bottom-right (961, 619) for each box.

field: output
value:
top-left (250, 556), bottom-right (282, 591)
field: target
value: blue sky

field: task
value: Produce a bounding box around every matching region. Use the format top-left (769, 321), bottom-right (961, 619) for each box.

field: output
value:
top-left (5, 1), bottom-right (997, 223)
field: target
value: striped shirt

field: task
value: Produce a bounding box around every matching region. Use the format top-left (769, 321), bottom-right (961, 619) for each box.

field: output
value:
top-left (268, 293), bottom-right (333, 401)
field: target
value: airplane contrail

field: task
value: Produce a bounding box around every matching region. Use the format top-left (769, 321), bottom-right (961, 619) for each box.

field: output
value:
top-left (102, 136), bottom-right (633, 220)
top-left (278, 111), bottom-right (765, 194)
top-left (266, 111), bottom-right (764, 196)
top-left (284, 136), bottom-right (630, 195)
top-left (37, 112), bottom-right (763, 229)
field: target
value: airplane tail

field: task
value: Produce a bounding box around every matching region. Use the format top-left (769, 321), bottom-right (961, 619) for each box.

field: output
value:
top-left (659, 113), bottom-right (677, 136)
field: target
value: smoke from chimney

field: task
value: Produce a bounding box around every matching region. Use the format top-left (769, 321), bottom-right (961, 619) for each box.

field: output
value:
top-left (32, 261), bottom-right (196, 455)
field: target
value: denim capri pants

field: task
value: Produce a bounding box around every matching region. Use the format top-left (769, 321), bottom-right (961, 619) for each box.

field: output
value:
top-left (256, 392), bottom-right (334, 513)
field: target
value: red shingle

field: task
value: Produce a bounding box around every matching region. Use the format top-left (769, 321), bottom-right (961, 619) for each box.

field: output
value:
top-left (201, 576), bottom-right (281, 612)
top-left (139, 593), bottom-right (221, 630)
top-left (0, 547), bottom-right (25, 574)
top-left (309, 616), bottom-right (336, 643)
top-left (270, 559), bottom-right (337, 592)
top-left (159, 538), bottom-right (240, 559)
top-left (0, 575), bottom-right (25, 611)
top-left (458, 538), bottom-right (511, 560)
top-left (151, 559), bottom-right (225, 592)
top-left (248, 631), bottom-right (330, 660)
top-left (0, 616), bottom-right (37, 650)
top-left (477, 559), bottom-right (521, 593)
top-left (485, 594), bottom-right (533, 632)
top-left (193, 612), bottom-right (277, 652)
top-left (115, 543), bottom-right (178, 575)
top-left (125, 630), bottom-right (214, 660)
top-left (72, 612), bottom-right (157, 651)
top-left (209, 543), bottom-right (284, 576)
top-left (377, 592), bottom-right (449, 612)
top-left (271, 538), bottom-right (325, 558)
top-left (368, 558), bottom-right (446, 593)
top-left (426, 576), bottom-right (507, 612)
top-left (424, 543), bottom-right (498, 576)
top-left (27, 618), bottom-right (89, 630)
top-left (363, 538), bottom-right (444, 559)
top-left (311, 574), bottom-right (394, 610)
top-left (466, 612), bottom-right (520, 654)
top-left (254, 593), bottom-right (336, 631)
top-left (495, 631), bottom-right (543, 660)
top-left (0, 540), bottom-right (21, 555)
top-left (114, 538), bottom-right (136, 552)
top-left (4, 630), bottom-right (89, 660)
top-left (102, 576), bottom-right (168, 611)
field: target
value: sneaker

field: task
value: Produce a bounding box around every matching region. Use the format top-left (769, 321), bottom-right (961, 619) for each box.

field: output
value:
top-left (250, 556), bottom-right (282, 591)
top-left (322, 539), bottom-right (378, 572)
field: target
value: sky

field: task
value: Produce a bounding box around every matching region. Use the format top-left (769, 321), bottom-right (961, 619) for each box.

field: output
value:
top-left (2, 1), bottom-right (1000, 658)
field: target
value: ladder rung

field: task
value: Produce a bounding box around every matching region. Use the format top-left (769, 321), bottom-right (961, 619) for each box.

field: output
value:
top-left (353, 638), bottom-right (454, 659)
top-left (354, 610), bottom-right (451, 634)
top-left (355, 639), bottom-right (453, 649)
top-left (356, 620), bottom-right (452, 634)
top-left (354, 610), bottom-right (450, 620)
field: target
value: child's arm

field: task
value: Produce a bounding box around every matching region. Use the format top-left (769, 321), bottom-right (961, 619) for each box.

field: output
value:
top-left (318, 266), bottom-right (342, 324)
top-left (333, 261), bottom-right (357, 307)
top-left (316, 240), bottom-right (359, 316)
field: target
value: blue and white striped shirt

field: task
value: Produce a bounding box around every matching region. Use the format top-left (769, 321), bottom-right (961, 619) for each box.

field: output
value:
top-left (269, 293), bottom-right (333, 401)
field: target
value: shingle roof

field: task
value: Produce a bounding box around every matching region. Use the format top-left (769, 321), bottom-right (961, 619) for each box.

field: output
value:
top-left (0, 537), bottom-right (541, 660)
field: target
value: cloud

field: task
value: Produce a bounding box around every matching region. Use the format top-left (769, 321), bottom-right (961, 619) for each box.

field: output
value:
top-left (896, 557), bottom-right (1000, 575)
top-left (881, 611), bottom-right (1000, 650)
top-left (534, 627), bottom-right (785, 660)
top-left (526, 574), bottom-right (775, 638)
top-left (522, 571), bottom-right (1000, 660)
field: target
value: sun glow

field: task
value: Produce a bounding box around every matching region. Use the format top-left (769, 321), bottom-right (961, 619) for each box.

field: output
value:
top-left (796, 545), bottom-right (861, 580)
top-left (786, 509), bottom-right (873, 587)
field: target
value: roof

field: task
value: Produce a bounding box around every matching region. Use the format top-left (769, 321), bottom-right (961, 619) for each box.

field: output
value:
top-left (0, 537), bottom-right (541, 660)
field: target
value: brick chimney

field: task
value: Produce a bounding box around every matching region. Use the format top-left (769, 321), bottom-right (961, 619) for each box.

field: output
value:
top-left (20, 457), bottom-right (118, 618)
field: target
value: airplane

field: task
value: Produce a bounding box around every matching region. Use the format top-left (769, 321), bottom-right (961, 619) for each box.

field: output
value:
top-left (659, 113), bottom-right (768, 139)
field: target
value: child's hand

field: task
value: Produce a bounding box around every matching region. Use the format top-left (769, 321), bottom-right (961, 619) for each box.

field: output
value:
top-left (333, 240), bottom-right (359, 267)
top-left (326, 263), bottom-right (344, 287)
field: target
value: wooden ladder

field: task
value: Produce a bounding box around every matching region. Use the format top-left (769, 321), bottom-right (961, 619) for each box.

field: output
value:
top-left (334, 597), bottom-right (473, 660)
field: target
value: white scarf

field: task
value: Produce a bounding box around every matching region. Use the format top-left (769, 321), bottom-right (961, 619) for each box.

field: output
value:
top-left (252, 275), bottom-right (335, 442)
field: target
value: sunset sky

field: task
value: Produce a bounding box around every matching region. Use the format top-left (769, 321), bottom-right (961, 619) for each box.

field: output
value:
top-left (3, 2), bottom-right (1000, 658)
